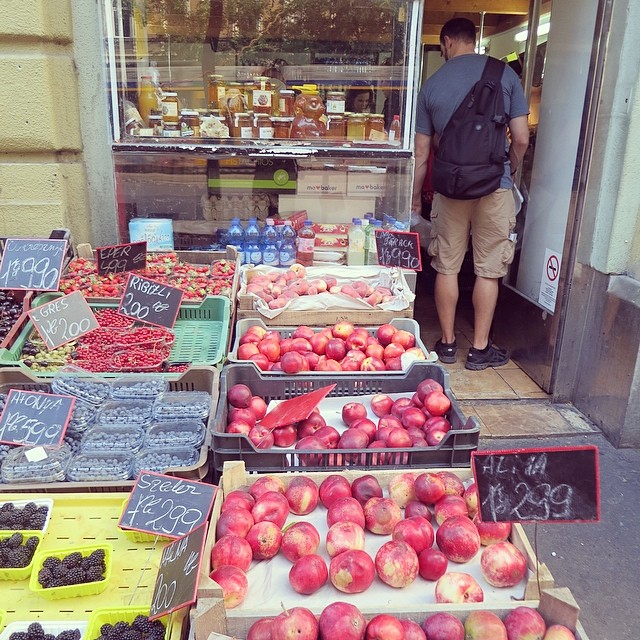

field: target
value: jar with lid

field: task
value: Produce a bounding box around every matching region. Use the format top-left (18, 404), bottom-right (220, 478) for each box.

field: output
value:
top-left (252, 76), bottom-right (273, 115)
top-left (326, 115), bottom-right (346, 140)
top-left (180, 110), bottom-right (201, 137)
top-left (162, 123), bottom-right (181, 137)
top-left (233, 112), bottom-right (253, 139)
top-left (253, 114), bottom-right (274, 140)
top-left (366, 113), bottom-right (385, 141)
top-left (347, 113), bottom-right (367, 141)
top-left (326, 91), bottom-right (346, 115)
top-left (206, 74), bottom-right (226, 110)
top-left (138, 75), bottom-right (159, 125)
top-left (272, 117), bottom-right (293, 139)
top-left (149, 114), bottom-right (163, 136)
top-left (278, 90), bottom-right (295, 117)
top-left (161, 92), bottom-right (179, 125)
top-left (243, 81), bottom-right (255, 110)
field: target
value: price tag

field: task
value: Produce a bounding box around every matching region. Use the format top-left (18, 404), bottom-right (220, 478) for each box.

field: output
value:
top-left (118, 471), bottom-right (217, 539)
top-left (96, 241), bottom-right (147, 276)
top-left (375, 230), bottom-right (422, 271)
top-left (0, 238), bottom-right (67, 291)
top-left (149, 522), bottom-right (208, 620)
top-left (472, 446), bottom-right (600, 523)
top-left (118, 273), bottom-right (183, 329)
top-left (28, 291), bottom-right (100, 350)
top-left (0, 390), bottom-right (75, 447)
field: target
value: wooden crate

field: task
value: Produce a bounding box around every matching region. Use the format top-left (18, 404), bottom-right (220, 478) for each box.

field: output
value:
top-left (192, 461), bottom-right (556, 640)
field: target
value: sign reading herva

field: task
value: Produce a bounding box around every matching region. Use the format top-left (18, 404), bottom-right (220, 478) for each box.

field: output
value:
top-left (119, 273), bottom-right (183, 329)
top-left (375, 230), bottom-right (422, 271)
top-left (472, 446), bottom-right (600, 523)
top-left (96, 241), bottom-right (147, 276)
top-left (0, 389), bottom-right (75, 447)
top-left (0, 238), bottom-right (67, 291)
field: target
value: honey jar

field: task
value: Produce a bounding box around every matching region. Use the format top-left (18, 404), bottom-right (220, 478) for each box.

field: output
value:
top-left (272, 117), bottom-right (293, 139)
top-left (254, 114), bottom-right (274, 139)
top-left (206, 74), bottom-right (226, 110)
top-left (326, 91), bottom-right (346, 114)
top-left (278, 90), bottom-right (295, 117)
top-left (347, 113), bottom-right (367, 141)
top-left (161, 92), bottom-right (179, 125)
top-left (366, 113), bottom-right (385, 141)
top-left (326, 115), bottom-right (346, 140)
top-left (233, 112), bottom-right (253, 139)
top-left (252, 76), bottom-right (273, 115)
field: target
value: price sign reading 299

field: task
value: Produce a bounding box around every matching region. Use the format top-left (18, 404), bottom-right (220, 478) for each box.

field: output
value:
top-left (118, 273), bottom-right (183, 329)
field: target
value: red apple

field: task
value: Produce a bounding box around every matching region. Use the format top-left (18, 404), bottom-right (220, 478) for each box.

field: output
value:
top-left (391, 397), bottom-right (414, 418)
top-left (473, 513), bottom-right (512, 545)
top-left (284, 476), bottom-right (319, 515)
top-left (211, 534), bottom-right (252, 572)
top-left (418, 547), bottom-right (448, 581)
top-left (388, 472), bottom-right (417, 507)
top-left (273, 425), bottom-right (297, 448)
top-left (337, 429), bottom-right (369, 459)
top-left (385, 356), bottom-right (403, 370)
top-left (346, 332), bottom-right (368, 351)
top-left (433, 495), bottom-right (469, 525)
top-left (315, 357), bottom-right (342, 371)
top-left (326, 521), bottom-right (366, 557)
top-left (376, 323), bottom-right (398, 346)
top-left (401, 619), bottom-right (427, 640)
top-left (340, 353), bottom-right (363, 371)
top-left (417, 378), bottom-right (444, 400)
top-left (504, 606), bottom-right (547, 640)
top-left (246, 521), bottom-right (282, 560)
top-left (258, 338), bottom-right (281, 363)
top-left (240, 328), bottom-right (264, 343)
top-left (295, 435), bottom-right (326, 467)
top-left (326, 338), bottom-right (347, 361)
top-left (248, 395), bottom-right (268, 420)
top-left (297, 412), bottom-right (326, 438)
top-left (435, 571), bottom-right (484, 604)
top-left (247, 618), bottom-right (274, 640)
top-left (226, 420), bottom-right (251, 435)
top-left (426, 429), bottom-right (449, 447)
top-left (209, 565), bottom-right (248, 609)
top-left (436, 515), bottom-right (481, 563)
top-left (480, 541), bottom-right (527, 587)
top-left (370, 394), bottom-right (394, 417)
top-left (386, 428), bottom-right (413, 448)
top-left (391, 329), bottom-right (415, 349)
top-left (365, 342), bottom-right (385, 360)
top-left (271, 607), bottom-right (318, 640)
top-left (423, 391), bottom-right (451, 416)
top-left (319, 475), bottom-right (352, 508)
top-left (366, 614), bottom-right (404, 640)
top-left (351, 418), bottom-right (377, 444)
top-left (378, 415), bottom-right (403, 431)
top-left (248, 425), bottom-right (274, 449)
top-left (374, 540), bottom-right (419, 588)
top-left (304, 351), bottom-right (320, 369)
top-left (422, 613), bottom-right (464, 640)
top-left (360, 356), bottom-right (386, 371)
top-left (279, 337), bottom-right (293, 354)
top-left (230, 407), bottom-right (257, 427)
top-left (222, 490), bottom-right (255, 512)
top-left (411, 391), bottom-right (424, 407)
top-left (289, 553), bottom-right (328, 595)
top-left (315, 425), bottom-right (340, 449)
top-left (436, 471), bottom-right (465, 496)
top-left (341, 402), bottom-right (368, 426)
top-left (543, 625), bottom-right (577, 639)
top-left (252, 491), bottom-right (289, 528)
top-left (216, 507), bottom-right (254, 539)
top-left (319, 602), bottom-right (366, 640)
top-left (332, 321), bottom-right (355, 340)
top-left (327, 496), bottom-right (365, 528)
top-left (280, 351), bottom-right (307, 374)
top-left (329, 549), bottom-right (375, 593)
top-left (281, 521), bottom-right (320, 562)
top-left (423, 416), bottom-right (451, 434)
top-left (404, 500), bottom-right (433, 521)
top-left (464, 611), bottom-right (507, 640)
top-left (363, 497), bottom-right (402, 535)
top-left (383, 342), bottom-right (405, 361)
top-left (250, 475), bottom-right (285, 499)
top-left (249, 353), bottom-right (270, 371)
top-left (290, 337), bottom-right (312, 354)
top-left (227, 383), bottom-right (253, 408)
top-left (392, 516), bottom-right (434, 554)
top-left (292, 325), bottom-right (315, 340)
top-left (351, 475), bottom-right (383, 506)
top-left (237, 343), bottom-right (260, 360)
top-left (464, 483), bottom-right (479, 518)
top-left (414, 472), bottom-right (446, 505)
top-left (309, 332), bottom-right (329, 355)
top-left (401, 406), bottom-right (427, 429)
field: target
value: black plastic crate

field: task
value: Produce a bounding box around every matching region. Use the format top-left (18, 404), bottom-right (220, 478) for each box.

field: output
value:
top-left (212, 362), bottom-right (479, 477)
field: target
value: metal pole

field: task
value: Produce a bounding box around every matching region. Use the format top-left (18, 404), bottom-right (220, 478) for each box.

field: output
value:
top-left (522, 0), bottom-right (542, 102)
top-left (478, 11), bottom-right (486, 53)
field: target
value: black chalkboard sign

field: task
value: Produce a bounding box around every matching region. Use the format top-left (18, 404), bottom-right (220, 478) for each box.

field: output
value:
top-left (119, 471), bottom-right (217, 539)
top-left (0, 389), bottom-right (75, 447)
top-left (472, 446), bottom-right (600, 523)
top-left (118, 273), bottom-right (183, 329)
top-left (0, 238), bottom-right (67, 291)
top-left (28, 291), bottom-right (100, 350)
top-left (96, 241), bottom-right (147, 276)
top-left (375, 230), bottom-right (422, 271)
top-left (149, 522), bottom-right (208, 620)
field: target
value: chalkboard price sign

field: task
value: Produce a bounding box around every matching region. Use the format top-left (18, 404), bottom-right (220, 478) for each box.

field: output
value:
top-left (0, 389), bottom-right (75, 447)
top-left (149, 522), bottom-right (208, 620)
top-left (375, 230), bottom-right (422, 271)
top-left (119, 273), bottom-right (183, 329)
top-left (119, 471), bottom-right (217, 539)
top-left (472, 446), bottom-right (600, 524)
top-left (0, 238), bottom-right (67, 291)
top-left (28, 291), bottom-right (100, 350)
top-left (96, 241), bottom-right (147, 276)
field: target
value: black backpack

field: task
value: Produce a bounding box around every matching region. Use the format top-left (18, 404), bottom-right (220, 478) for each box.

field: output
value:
top-left (431, 56), bottom-right (508, 200)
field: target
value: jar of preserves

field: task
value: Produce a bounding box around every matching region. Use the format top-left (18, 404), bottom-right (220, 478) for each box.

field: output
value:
top-left (278, 90), bottom-right (295, 117)
top-left (272, 117), bottom-right (293, 139)
top-left (206, 74), bottom-right (226, 110)
top-left (243, 81), bottom-right (255, 110)
top-left (162, 123), bottom-right (181, 137)
top-left (326, 115), bottom-right (346, 140)
top-left (253, 76), bottom-right (273, 115)
top-left (347, 113), bottom-right (367, 141)
top-left (180, 110), bottom-right (201, 137)
top-left (161, 92), bottom-right (179, 125)
top-left (326, 91), bottom-right (346, 115)
top-left (366, 113), bottom-right (385, 141)
top-left (149, 114), bottom-right (163, 136)
top-left (233, 112), bottom-right (253, 139)
top-left (254, 114), bottom-right (274, 139)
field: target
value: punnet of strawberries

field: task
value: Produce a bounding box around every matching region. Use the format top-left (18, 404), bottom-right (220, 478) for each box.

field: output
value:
top-left (59, 253), bottom-right (236, 302)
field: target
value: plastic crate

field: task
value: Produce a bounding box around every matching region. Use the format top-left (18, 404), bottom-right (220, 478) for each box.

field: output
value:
top-left (0, 620), bottom-right (88, 640)
top-left (228, 317), bottom-right (432, 374)
top-left (0, 290), bottom-right (34, 350)
top-left (0, 531), bottom-right (42, 581)
top-left (212, 362), bottom-right (479, 476)
top-left (0, 295), bottom-right (230, 374)
top-left (85, 607), bottom-right (169, 640)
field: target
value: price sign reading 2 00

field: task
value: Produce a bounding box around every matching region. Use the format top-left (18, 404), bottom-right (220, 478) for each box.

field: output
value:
top-left (118, 273), bottom-right (184, 329)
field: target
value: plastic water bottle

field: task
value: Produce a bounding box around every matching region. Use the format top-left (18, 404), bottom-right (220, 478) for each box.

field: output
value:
top-left (296, 220), bottom-right (315, 267)
top-left (279, 220), bottom-right (297, 267)
top-left (347, 218), bottom-right (366, 266)
top-left (394, 220), bottom-right (407, 231)
top-left (243, 218), bottom-right (262, 265)
top-left (227, 218), bottom-right (245, 263)
top-left (366, 218), bottom-right (381, 265)
top-left (382, 214), bottom-right (397, 230)
top-left (262, 218), bottom-right (279, 267)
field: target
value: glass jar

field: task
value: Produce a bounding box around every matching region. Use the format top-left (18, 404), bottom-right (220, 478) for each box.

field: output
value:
top-left (161, 92), bottom-right (179, 125)
top-left (149, 114), bottom-right (163, 136)
top-left (366, 113), bottom-right (385, 141)
top-left (244, 81), bottom-right (255, 110)
top-left (347, 113), bottom-right (367, 141)
top-left (326, 115), bottom-right (346, 140)
top-left (272, 117), bottom-right (293, 139)
top-left (180, 110), bottom-right (201, 137)
top-left (162, 123), bottom-right (181, 137)
top-left (326, 91), bottom-right (346, 115)
top-left (278, 90), bottom-right (295, 117)
top-left (206, 74), bottom-right (226, 110)
top-left (233, 112), bottom-right (253, 139)
top-left (254, 114), bottom-right (274, 139)
top-left (252, 76), bottom-right (273, 115)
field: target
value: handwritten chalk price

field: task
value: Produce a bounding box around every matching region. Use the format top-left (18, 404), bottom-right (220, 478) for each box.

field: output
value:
top-left (118, 273), bottom-right (183, 329)
top-left (375, 230), bottom-right (422, 271)
top-left (0, 238), bottom-right (67, 291)
top-left (96, 241), bottom-right (147, 276)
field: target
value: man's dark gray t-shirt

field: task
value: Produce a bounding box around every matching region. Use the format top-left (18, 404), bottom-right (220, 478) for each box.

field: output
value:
top-left (416, 54), bottom-right (529, 188)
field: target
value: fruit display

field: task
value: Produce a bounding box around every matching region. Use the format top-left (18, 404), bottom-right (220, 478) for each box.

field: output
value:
top-left (0, 532), bottom-right (40, 569)
top-left (36, 548), bottom-right (107, 589)
top-left (0, 291), bottom-right (28, 344)
top-left (232, 321), bottom-right (427, 373)
top-left (90, 615), bottom-right (166, 640)
top-left (0, 501), bottom-right (49, 531)
top-left (59, 253), bottom-right (237, 302)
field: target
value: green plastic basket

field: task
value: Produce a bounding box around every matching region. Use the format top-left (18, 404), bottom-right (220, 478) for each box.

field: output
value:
top-left (0, 294), bottom-right (230, 375)
top-left (0, 532), bottom-right (42, 581)
top-left (85, 607), bottom-right (169, 640)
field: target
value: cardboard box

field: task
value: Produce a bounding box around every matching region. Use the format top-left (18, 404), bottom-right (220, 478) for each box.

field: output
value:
top-left (347, 168), bottom-right (387, 197)
top-left (278, 195), bottom-right (377, 222)
top-left (296, 170), bottom-right (347, 196)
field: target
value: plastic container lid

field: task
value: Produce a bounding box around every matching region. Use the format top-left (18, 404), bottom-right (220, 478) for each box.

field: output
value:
top-left (0, 444), bottom-right (71, 484)
top-left (67, 399), bottom-right (98, 434)
top-left (51, 369), bottom-right (112, 405)
top-left (66, 451), bottom-right (134, 482)
top-left (110, 376), bottom-right (170, 401)
top-left (144, 420), bottom-right (206, 449)
top-left (152, 391), bottom-right (212, 421)
top-left (96, 399), bottom-right (154, 427)
top-left (80, 424), bottom-right (145, 454)
top-left (133, 446), bottom-right (199, 477)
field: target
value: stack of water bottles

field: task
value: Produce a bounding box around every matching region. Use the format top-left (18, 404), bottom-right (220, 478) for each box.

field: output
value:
top-left (225, 217), bottom-right (298, 267)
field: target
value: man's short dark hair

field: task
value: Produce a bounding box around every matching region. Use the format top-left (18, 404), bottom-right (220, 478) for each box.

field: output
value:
top-left (440, 18), bottom-right (477, 45)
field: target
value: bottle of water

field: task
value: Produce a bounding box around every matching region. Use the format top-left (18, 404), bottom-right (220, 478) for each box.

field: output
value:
top-left (382, 214), bottom-right (396, 230)
top-left (227, 217), bottom-right (245, 263)
top-left (244, 217), bottom-right (262, 265)
top-left (279, 220), bottom-right (297, 266)
top-left (347, 218), bottom-right (366, 266)
top-left (394, 220), bottom-right (407, 231)
top-left (262, 218), bottom-right (279, 267)
top-left (367, 219), bottom-right (382, 265)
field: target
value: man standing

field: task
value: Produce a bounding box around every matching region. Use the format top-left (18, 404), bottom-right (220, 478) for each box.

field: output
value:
top-left (412, 18), bottom-right (530, 371)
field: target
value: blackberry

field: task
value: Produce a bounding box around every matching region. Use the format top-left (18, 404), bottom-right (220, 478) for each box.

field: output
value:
top-left (121, 630), bottom-right (139, 640)
top-left (65, 567), bottom-right (85, 585)
top-left (85, 566), bottom-right (105, 582)
top-left (99, 623), bottom-right (114, 636)
top-left (88, 548), bottom-right (106, 564)
top-left (44, 635), bottom-right (56, 640)
top-left (62, 551), bottom-right (83, 568)
top-left (27, 622), bottom-right (45, 636)
top-left (8, 632), bottom-right (29, 640)
top-left (56, 631), bottom-right (81, 640)
top-left (7, 532), bottom-right (23, 547)
top-left (25, 536), bottom-right (39, 552)
top-left (113, 622), bottom-right (130, 636)
top-left (53, 563), bottom-right (69, 579)
top-left (38, 567), bottom-right (53, 586)
top-left (42, 556), bottom-right (61, 571)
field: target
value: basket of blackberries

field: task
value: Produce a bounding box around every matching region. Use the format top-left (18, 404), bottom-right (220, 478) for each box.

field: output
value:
top-left (85, 608), bottom-right (168, 640)
top-left (0, 500), bottom-right (52, 533)
top-left (0, 620), bottom-right (86, 640)
top-left (0, 532), bottom-right (42, 580)
top-left (29, 543), bottom-right (112, 599)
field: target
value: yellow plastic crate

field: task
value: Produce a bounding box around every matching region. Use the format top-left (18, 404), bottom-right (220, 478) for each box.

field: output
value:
top-left (29, 543), bottom-right (112, 600)
top-left (0, 531), bottom-right (42, 581)
top-left (85, 607), bottom-right (168, 640)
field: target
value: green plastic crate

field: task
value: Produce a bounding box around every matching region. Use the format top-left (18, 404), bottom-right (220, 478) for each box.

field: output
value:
top-left (0, 294), bottom-right (230, 375)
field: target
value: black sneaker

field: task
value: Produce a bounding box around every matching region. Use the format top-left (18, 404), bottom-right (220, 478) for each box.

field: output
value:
top-left (465, 344), bottom-right (510, 371)
top-left (434, 339), bottom-right (457, 364)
